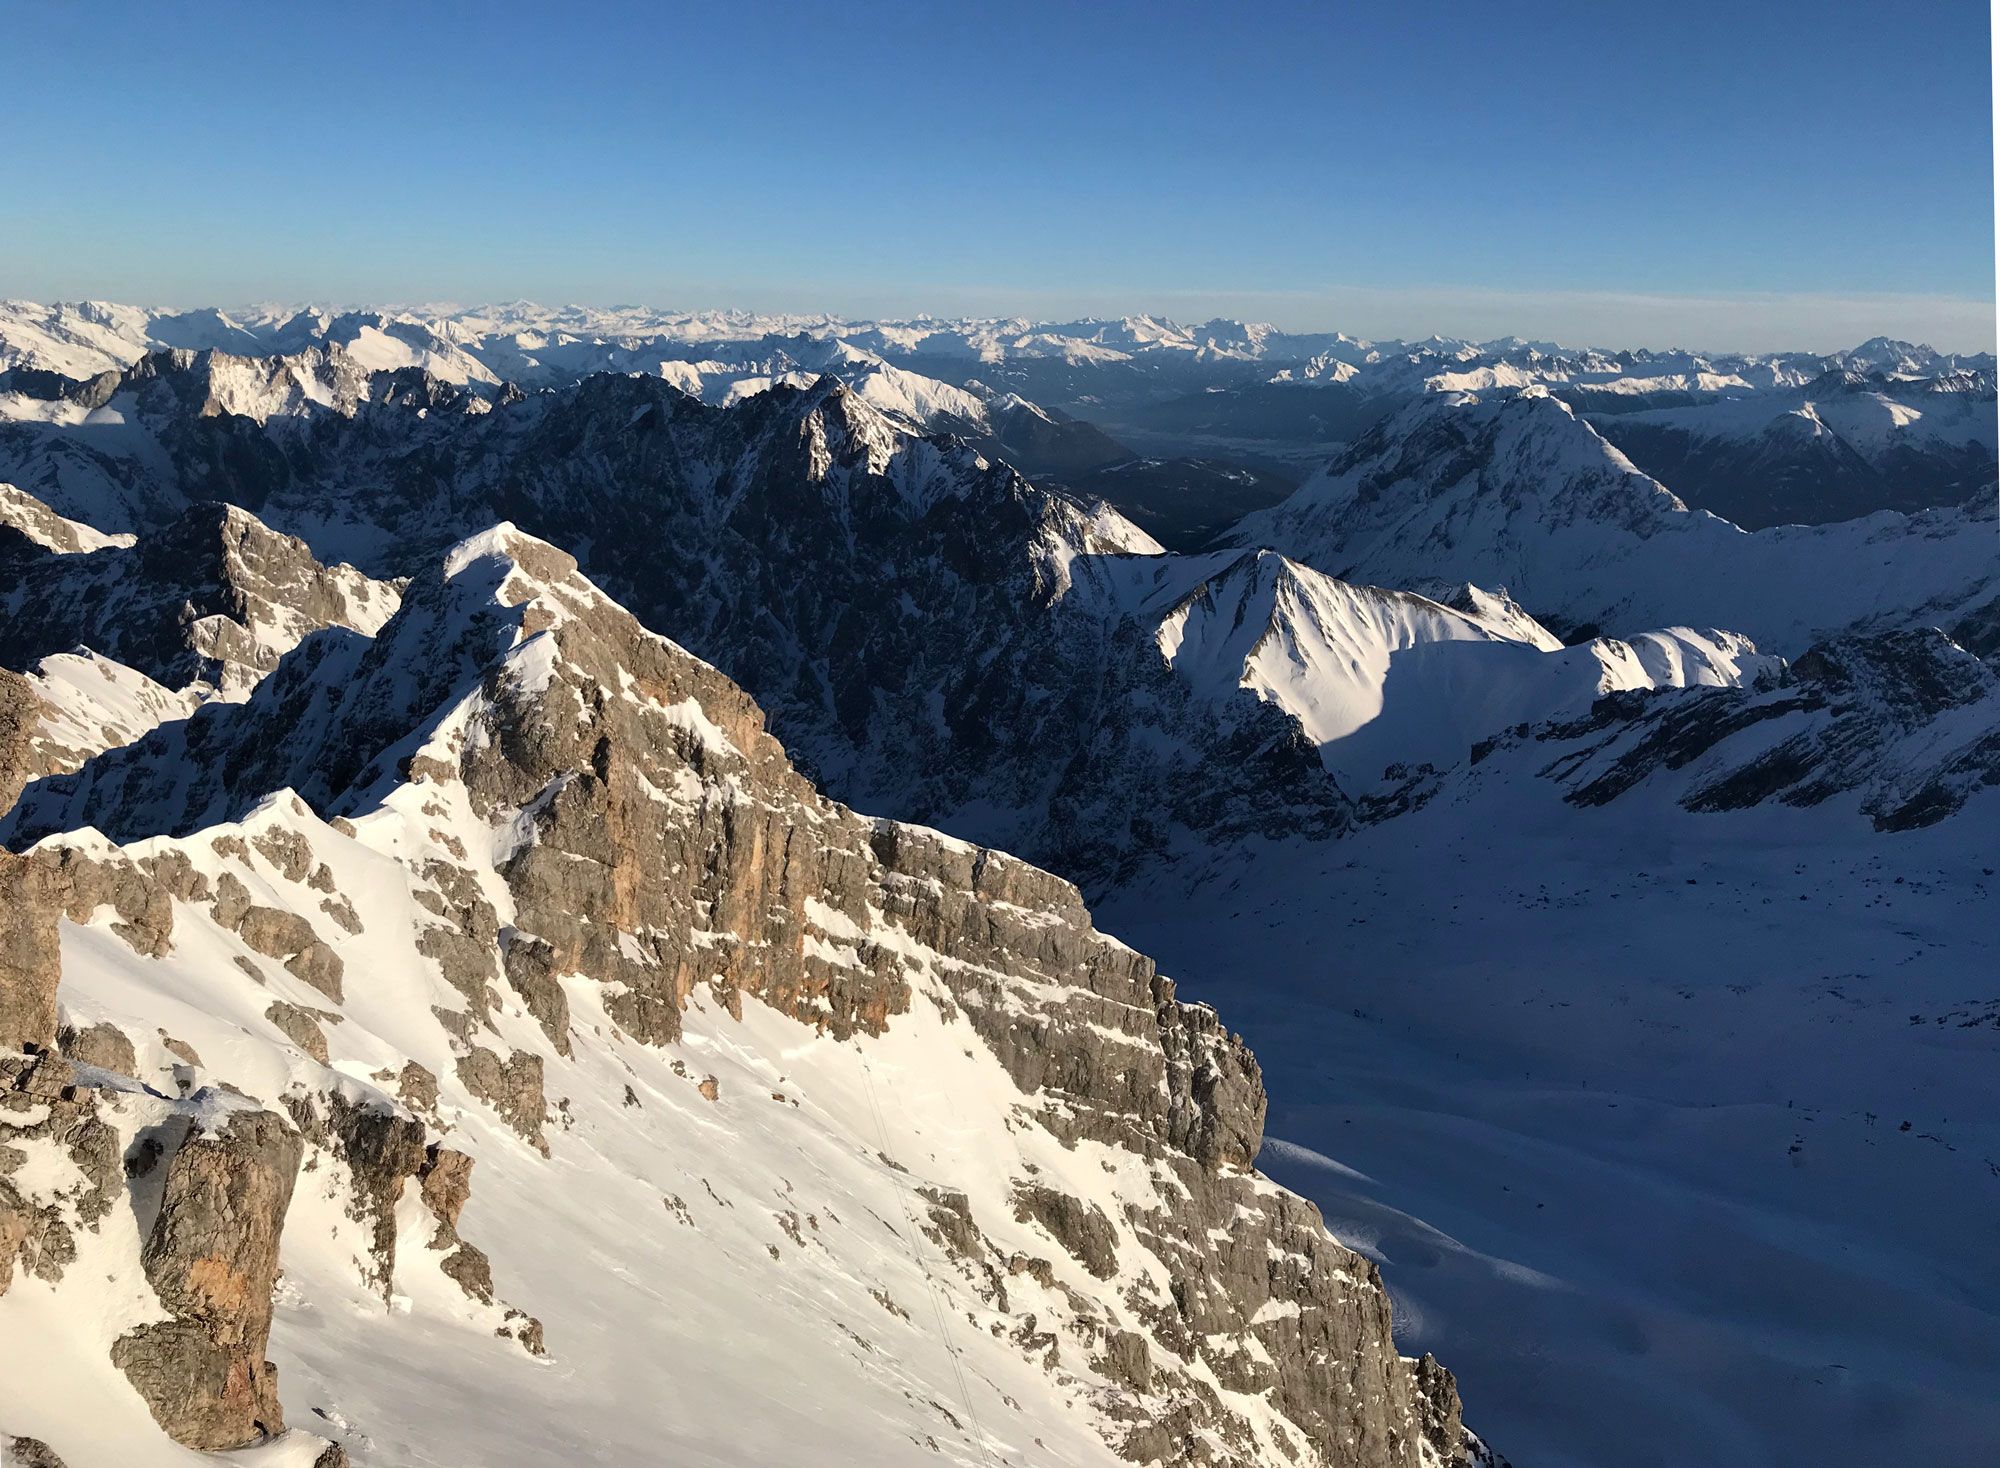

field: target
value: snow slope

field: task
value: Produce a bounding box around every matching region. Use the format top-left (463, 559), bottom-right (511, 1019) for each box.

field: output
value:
top-left (1091, 550), bottom-right (1779, 795)
top-left (1099, 773), bottom-right (2000, 1468)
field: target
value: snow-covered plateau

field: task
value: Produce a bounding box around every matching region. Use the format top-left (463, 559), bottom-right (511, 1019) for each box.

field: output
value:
top-left (0, 301), bottom-right (1994, 1468)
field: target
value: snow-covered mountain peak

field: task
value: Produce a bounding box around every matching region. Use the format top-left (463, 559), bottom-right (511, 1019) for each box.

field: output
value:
top-left (0, 482), bottom-right (135, 556)
top-left (1229, 386), bottom-right (1693, 573)
top-left (1270, 354), bottom-right (1362, 384)
top-left (1136, 547), bottom-right (1783, 793)
top-left (6, 298), bottom-right (1992, 403)
top-left (1220, 373), bottom-right (1998, 652)
top-left (1154, 549), bottom-right (1521, 745)
top-left (1404, 580), bottom-right (1566, 651)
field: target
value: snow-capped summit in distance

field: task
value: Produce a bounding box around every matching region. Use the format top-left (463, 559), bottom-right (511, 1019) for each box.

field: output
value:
top-left (1224, 386), bottom-right (1999, 657)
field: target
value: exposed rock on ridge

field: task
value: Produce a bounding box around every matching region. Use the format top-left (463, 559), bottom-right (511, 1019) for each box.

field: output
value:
top-left (0, 485), bottom-right (399, 699)
top-left (1, 371), bottom-right (1362, 892)
top-left (111, 1108), bottom-right (303, 1449)
top-left (1496, 627), bottom-right (2000, 829)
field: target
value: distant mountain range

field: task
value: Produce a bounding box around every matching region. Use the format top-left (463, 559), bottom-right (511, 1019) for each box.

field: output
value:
top-left (4, 298), bottom-right (1989, 379)
top-left (3, 298), bottom-right (1992, 543)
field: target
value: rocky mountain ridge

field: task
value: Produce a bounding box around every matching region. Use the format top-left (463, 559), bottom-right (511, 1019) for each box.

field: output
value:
top-left (0, 489), bottom-right (398, 817)
top-left (1441, 626), bottom-right (2000, 832)
top-left (1, 352), bottom-right (1985, 890)
top-left (0, 523), bottom-right (1497, 1468)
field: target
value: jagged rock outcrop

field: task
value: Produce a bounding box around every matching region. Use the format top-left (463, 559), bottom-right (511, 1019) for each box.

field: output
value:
top-left (111, 1108), bottom-right (303, 1449)
top-left (0, 668), bottom-right (61, 817)
top-left (0, 486), bottom-right (398, 699)
top-left (0, 371), bottom-right (1363, 893)
top-left (0, 852), bottom-right (63, 1051)
top-left (5, 1437), bottom-right (68, 1468)
top-left (0, 482), bottom-right (132, 563)
top-left (0, 1051), bottom-right (122, 1300)
top-left (1503, 626), bottom-right (2000, 829)
top-left (1157, 988), bottom-right (1267, 1172)
top-left (452, 1046), bottom-right (547, 1151)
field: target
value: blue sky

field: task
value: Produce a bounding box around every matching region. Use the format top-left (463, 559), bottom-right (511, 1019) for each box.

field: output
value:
top-left (1, 0), bottom-right (1992, 349)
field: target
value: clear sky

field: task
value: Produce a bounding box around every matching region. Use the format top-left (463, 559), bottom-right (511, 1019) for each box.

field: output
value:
top-left (1, 0), bottom-right (1993, 351)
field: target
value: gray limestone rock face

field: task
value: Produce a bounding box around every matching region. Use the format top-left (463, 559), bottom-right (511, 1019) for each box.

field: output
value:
top-left (0, 490), bottom-right (397, 699)
top-left (1012, 1185), bottom-right (1119, 1280)
top-left (455, 1047), bottom-right (547, 1152)
top-left (212, 869), bottom-right (253, 929)
top-left (397, 1061), bottom-right (439, 1114)
top-left (9, 846), bottom-right (178, 961)
top-left (281, 942), bottom-right (345, 1003)
top-left (5, 1437), bottom-right (68, 1468)
top-left (1156, 986), bottom-right (1266, 1173)
top-left (1415, 1354), bottom-right (1474, 1466)
top-left (441, 1241), bottom-right (495, 1304)
top-left (111, 1109), bottom-right (303, 1450)
top-left (403, 543), bottom-right (1460, 1464)
top-left (263, 1001), bottom-right (330, 1065)
top-left (233, 907), bottom-right (343, 1001)
top-left (281, 1092), bottom-right (426, 1295)
top-left (0, 1182), bottom-right (30, 1300)
top-left (1097, 1329), bottom-right (1153, 1394)
top-left (250, 827), bottom-right (315, 883)
top-left (0, 853), bottom-right (62, 1051)
top-left (419, 1145), bottom-right (475, 1239)
top-left (0, 668), bottom-right (59, 817)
